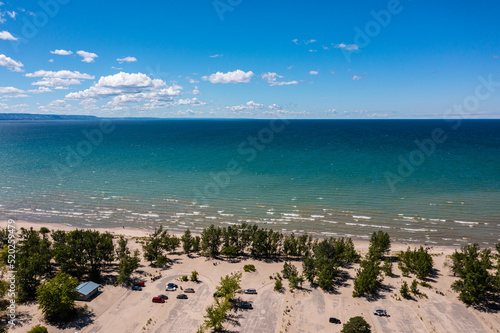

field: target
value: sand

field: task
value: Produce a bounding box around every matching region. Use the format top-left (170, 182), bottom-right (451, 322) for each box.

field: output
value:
top-left (1, 220), bottom-right (499, 333)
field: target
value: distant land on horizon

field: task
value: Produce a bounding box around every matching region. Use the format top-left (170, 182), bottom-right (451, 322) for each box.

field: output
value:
top-left (1, 113), bottom-right (499, 121)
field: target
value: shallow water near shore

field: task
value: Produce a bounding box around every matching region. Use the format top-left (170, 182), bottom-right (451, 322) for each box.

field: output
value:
top-left (1, 119), bottom-right (499, 246)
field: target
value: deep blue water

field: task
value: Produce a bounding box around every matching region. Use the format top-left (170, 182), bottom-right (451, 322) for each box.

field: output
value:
top-left (0, 119), bottom-right (499, 246)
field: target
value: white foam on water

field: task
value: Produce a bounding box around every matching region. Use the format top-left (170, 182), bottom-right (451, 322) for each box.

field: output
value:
top-left (352, 215), bottom-right (371, 220)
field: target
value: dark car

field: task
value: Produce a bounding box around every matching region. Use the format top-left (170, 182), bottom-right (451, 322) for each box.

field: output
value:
top-left (157, 294), bottom-right (168, 301)
top-left (132, 285), bottom-right (142, 291)
top-left (184, 288), bottom-right (195, 293)
top-left (177, 294), bottom-right (188, 299)
top-left (152, 296), bottom-right (165, 303)
top-left (244, 288), bottom-right (257, 294)
top-left (134, 281), bottom-right (145, 287)
top-left (167, 282), bottom-right (178, 288)
top-left (373, 309), bottom-right (387, 316)
top-left (329, 317), bottom-right (341, 324)
top-left (238, 301), bottom-right (253, 309)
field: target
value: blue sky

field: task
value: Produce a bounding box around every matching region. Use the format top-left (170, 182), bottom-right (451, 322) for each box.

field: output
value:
top-left (0, 0), bottom-right (499, 118)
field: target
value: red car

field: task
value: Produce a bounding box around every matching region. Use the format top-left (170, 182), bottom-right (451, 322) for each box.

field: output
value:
top-left (134, 281), bottom-right (145, 287)
top-left (152, 296), bottom-right (165, 303)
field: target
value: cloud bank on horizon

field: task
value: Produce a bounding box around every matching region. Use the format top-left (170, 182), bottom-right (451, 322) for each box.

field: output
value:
top-left (0, 0), bottom-right (499, 118)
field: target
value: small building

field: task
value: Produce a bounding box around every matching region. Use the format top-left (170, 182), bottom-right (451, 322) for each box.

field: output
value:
top-left (76, 281), bottom-right (101, 301)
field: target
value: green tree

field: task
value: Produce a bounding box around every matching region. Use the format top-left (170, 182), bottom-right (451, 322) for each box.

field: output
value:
top-left (215, 272), bottom-right (242, 300)
top-left (16, 228), bottom-right (53, 302)
top-left (203, 297), bottom-right (231, 332)
top-left (368, 231), bottom-right (391, 260)
top-left (27, 325), bottom-right (48, 333)
top-left (450, 243), bottom-right (496, 304)
top-left (142, 226), bottom-right (167, 263)
top-left (192, 236), bottom-right (201, 252)
top-left (382, 258), bottom-right (393, 276)
top-left (201, 225), bottom-right (222, 257)
top-left (117, 250), bottom-right (140, 285)
top-left (191, 270), bottom-right (199, 282)
top-left (397, 246), bottom-right (434, 280)
top-left (36, 272), bottom-right (79, 321)
top-left (116, 235), bottom-right (130, 260)
top-left (162, 233), bottom-right (181, 253)
top-left (220, 245), bottom-right (237, 258)
top-left (400, 281), bottom-right (411, 299)
top-left (352, 258), bottom-right (382, 297)
top-left (181, 229), bottom-right (193, 255)
top-left (341, 316), bottom-right (371, 333)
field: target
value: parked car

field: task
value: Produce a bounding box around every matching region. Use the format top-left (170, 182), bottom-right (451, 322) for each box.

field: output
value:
top-left (244, 288), bottom-right (257, 294)
top-left (134, 281), bottom-right (145, 287)
top-left (184, 288), bottom-right (195, 293)
top-left (132, 285), bottom-right (142, 291)
top-left (165, 286), bottom-right (177, 291)
top-left (213, 292), bottom-right (222, 297)
top-left (167, 282), bottom-right (178, 288)
top-left (329, 317), bottom-right (341, 324)
top-left (157, 294), bottom-right (168, 301)
top-left (238, 301), bottom-right (253, 309)
top-left (152, 296), bottom-right (165, 303)
top-left (177, 294), bottom-right (188, 299)
top-left (373, 309), bottom-right (387, 316)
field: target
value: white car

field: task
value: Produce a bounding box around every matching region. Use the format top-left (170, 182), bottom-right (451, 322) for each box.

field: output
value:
top-left (373, 309), bottom-right (387, 316)
top-left (165, 286), bottom-right (177, 291)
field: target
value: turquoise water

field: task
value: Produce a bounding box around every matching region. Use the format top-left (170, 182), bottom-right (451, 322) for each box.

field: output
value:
top-left (0, 119), bottom-right (499, 246)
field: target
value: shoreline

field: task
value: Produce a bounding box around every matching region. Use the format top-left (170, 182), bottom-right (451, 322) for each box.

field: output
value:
top-left (1, 219), bottom-right (463, 255)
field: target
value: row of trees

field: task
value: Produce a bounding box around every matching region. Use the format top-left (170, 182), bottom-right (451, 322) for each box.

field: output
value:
top-left (142, 223), bottom-right (316, 264)
top-left (0, 227), bottom-right (135, 303)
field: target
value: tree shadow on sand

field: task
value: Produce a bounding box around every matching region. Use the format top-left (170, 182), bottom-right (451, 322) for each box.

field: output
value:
top-left (50, 307), bottom-right (96, 330)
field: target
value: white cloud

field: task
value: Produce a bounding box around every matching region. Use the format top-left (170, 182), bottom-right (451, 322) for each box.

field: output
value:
top-left (0, 30), bottom-right (17, 41)
top-left (0, 54), bottom-right (24, 72)
top-left (77, 50), bottom-right (98, 63)
top-left (32, 78), bottom-right (82, 87)
top-left (39, 99), bottom-right (74, 113)
top-left (352, 75), bottom-right (363, 80)
top-left (0, 86), bottom-right (27, 98)
top-left (209, 54), bottom-right (223, 58)
top-left (0, 103), bottom-right (29, 112)
top-left (28, 87), bottom-right (52, 94)
top-left (333, 43), bottom-right (359, 51)
top-left (117, 56), bottom-right (137, 63)
top-left (49, 59), bottom-right (54, 63)
top-left (7, 11), bottom-right (15, 19)
top-left (176, 98), bottom-right (206, 106)
top-left (188, 78), bottom-right (199, 84)
top-left (309, 70), bottom-right (319, 75)
top-left (50, 49), bottom-right (73, 56)
top-left (308, 49), bottom-right (317, 53)
top-left (26, 70), bottom-right (94, 79)
top-left (66, 72), bottom-right (183, 110)
top-left (228, 100), bottom-right (264, 112)
top-left (261, 72), bottom-right (298, 86)
top-left (0, 86), bottom-right (24, 94)
top-left (292, 39), bottom-right (299, 44)
top-left (202, 70), bottom-right (254, 84)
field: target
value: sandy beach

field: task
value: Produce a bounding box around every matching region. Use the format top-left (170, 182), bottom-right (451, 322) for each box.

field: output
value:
top-left (2, 220), bottom-right (499, 333)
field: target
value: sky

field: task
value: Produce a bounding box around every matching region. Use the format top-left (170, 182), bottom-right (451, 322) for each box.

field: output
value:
top-left (0, 0), bottom-right (499, 118)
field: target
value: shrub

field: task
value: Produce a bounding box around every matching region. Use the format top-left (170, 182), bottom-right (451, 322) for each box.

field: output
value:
top-left (27, 325), bottom-right (48, 333)
top-left (382, 258), bottom-right (393, 276)
top-left (410, 279), bottom-right (419, 295)
top-left (400, 281), bottom-right (411, 299)
top-left (181, 275), bottom-right (188, 282)
top-left (368, 231), bottom-right (391, 260)
top-left (191, 270), bottom-right (199, 282)
top-left (341, 316), bottom-right (371, 333)
top-left (36, 272), bottom-right (79, 321)
top-left (274, 279), bottom-right (283, 292)
top-left (243, 264), bottom-right (256, 272)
